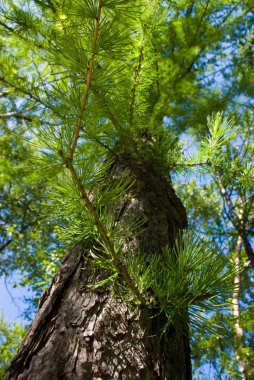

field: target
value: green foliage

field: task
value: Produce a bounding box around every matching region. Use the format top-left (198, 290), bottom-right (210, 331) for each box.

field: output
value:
top-left (0, 119), bottom-right (65, 299)
top-left (199, 113), bottom-right (232, 163)
top-left (192, 305), bottom-right (254, 379)
top-left (0, 314), bottom-right (26, 379)
top-left (0, 0), bottom-right (253, 376)
top-left (90, 230), bottom-right (243, 336)
top-left (175, 112), bottom-right (254, 377)
top-left (46, 161), bottom-right (135, 246)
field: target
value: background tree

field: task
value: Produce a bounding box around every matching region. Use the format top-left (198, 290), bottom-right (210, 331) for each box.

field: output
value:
top-left (0, 315), bottom-right (26, 379)
top-left (177, 113), bottom-right (254, 379)
top-left (0, 0), bottom-right (253, 379)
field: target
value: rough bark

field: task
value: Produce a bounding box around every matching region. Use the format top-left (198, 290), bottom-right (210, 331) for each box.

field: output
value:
top-left (5, 159), bottom-right (191, 380)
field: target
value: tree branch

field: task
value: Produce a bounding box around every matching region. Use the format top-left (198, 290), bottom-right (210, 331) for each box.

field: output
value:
top-left (0, 220), bottom-right (37, 253)
top-left (91, 86), bottom-right (136, 148)
top-left (65, 158), bottom-right (146, 306)
top-left (0, 77), bottom-right (60, 115)
top-left (68, 1), bottom-right (102, 160)
top-left (129, 42), bottom-right (144, 126)
top-left (215, 174), bottom-right (254, 268)
top-left (0, 111), bottom-right (32, 122)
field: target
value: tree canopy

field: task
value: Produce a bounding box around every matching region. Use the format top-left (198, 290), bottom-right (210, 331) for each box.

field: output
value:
top-left (0, 0), bottom-right (253, 378)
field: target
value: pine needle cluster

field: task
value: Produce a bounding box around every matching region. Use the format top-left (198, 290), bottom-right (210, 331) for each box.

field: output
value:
top-left (0, 0), bottom-right (245, 335)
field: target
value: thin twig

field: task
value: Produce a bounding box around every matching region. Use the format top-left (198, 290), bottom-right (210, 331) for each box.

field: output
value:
top-left (129, 42), bottom-right (143, 126)
top-left (215, 173), bottom-right (254, 268)
top-left (92, 86), bottom-right (136, 147)
top-left (65, 159), bottom-right (146, 305)
top-left (63, 2), bottom-right (146, 305)
top-left (171, 160), bottom-right (212, 168)
top-left (0, 77), bottom-right (59, 115)
top-left (0, 111), bottom-right (32, 122)
top-left (68, 1), bottom-right (102, 160)
top-left (0, 220), bottom-right (37, 253)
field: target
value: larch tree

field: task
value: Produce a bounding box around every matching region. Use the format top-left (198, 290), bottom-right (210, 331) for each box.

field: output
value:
top-left (0, 0), bottom-right (253, 379)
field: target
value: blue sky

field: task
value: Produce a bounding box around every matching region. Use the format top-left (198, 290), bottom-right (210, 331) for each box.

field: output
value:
top-left (0, 276), bottom-right (29, 323)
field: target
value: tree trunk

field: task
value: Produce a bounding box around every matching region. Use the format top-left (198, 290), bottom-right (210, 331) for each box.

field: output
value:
top-left (232, 236), bottom-right (250, 380)
top-left (4, 159), bottom-right (191, 380)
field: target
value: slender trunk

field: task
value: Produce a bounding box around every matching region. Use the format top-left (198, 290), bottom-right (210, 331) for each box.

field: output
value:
top-left (5, 159), bottom-right (191, 380)
top-left (232, 236), bottom-right (249, 380)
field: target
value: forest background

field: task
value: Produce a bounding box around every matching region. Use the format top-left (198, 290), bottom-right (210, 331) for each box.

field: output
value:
top-left (0, 0), bottom-right (253, 379)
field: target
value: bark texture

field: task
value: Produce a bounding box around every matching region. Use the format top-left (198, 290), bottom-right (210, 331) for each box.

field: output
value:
top-left (232, 236), bottom-right (250, 380)
top-left (5, 160), bottom-right (191, 380)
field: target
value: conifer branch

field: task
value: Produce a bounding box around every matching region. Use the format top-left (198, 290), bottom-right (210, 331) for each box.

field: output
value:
top-left (215, 174), bottom-right (242, 227)
top-left (0, 20), bottom-right (46, 50)
top-left (92, 87), bottom-right (124, 133)
top-left (0, 77), bottom-right (59, 115)
top-left (92, 87), bottom-right (136, 147)
top-left (65, 159), bottom-right (146, 305)
top-left (0, 20), bottom-right (14, 33)
top-left (129, 42), bottom-right (144, 126)
top-left (215, 173), bottom-right (254, 268)
top-left (171, 155), bottom-right (254, 267)
top-left (171, 161), bottom-right (212, 168)
top-left (0, 111), bottom-right (32, 122)
top-left (194, 0), bottom-right (211, 39)
top-left (68, 0), bottom-right (102, 160)
top-left (62, 1), bottom-right (146, 305)
top-left (0, 91), bottom-right (10, 97)
top-left (154, 47), bottom-right (160, 98)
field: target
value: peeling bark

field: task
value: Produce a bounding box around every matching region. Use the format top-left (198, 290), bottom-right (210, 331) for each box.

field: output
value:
top-left (5, 160), bottom-right (191, 380)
